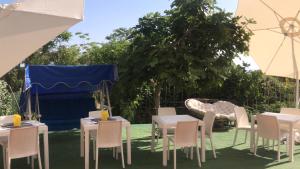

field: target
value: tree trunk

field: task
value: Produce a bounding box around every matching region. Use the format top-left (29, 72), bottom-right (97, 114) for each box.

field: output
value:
top-left (154, 84), bottom-right (161, 114)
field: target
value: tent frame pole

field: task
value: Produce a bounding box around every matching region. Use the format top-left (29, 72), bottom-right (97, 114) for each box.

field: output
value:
top-left (26, 90), bottom-right (32, 120)
top-left (35, 89), bottom-right (41, 121)
top-left (104, 81), bottom-right (112, 117)
top-left (98, 81), bottom-right (113, 117)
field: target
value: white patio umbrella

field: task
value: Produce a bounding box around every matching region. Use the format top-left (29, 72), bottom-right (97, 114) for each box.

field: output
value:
top-left (236, 0), bottom-right (300, 107)
top-left (0, 0), bottom-right (84, 77)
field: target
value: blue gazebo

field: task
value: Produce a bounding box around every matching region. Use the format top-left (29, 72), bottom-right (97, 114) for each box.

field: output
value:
top-left (20, 64), bottom-right (118, 130)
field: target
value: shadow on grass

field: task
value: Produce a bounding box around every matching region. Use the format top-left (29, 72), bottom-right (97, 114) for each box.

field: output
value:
top-left (3, 130), bottom-right (299, 169)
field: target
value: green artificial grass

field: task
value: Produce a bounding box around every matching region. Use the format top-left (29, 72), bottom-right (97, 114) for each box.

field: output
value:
top-left (7, 124), bottom-right (300, 169)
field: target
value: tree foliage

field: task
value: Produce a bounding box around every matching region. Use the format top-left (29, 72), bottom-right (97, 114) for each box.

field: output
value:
top-left (0, 80), bottom-right (13, 115)
top-left (118, 0), bottom-right (251, 116)
top-left (2, 0), bottom-right (291, 123)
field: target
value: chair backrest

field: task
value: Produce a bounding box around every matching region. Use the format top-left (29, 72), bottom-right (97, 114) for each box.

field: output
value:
top-left (234, 106), bottom-right (250, 128)
top-left (213, 101), bottom-right (235, 115)
top-left (0, 115), bottom-right (14, 124)
top-left (9, 126), bottom-right (39, 159)
top-left (256, 114), bottom-right (280, 140)
top-left (174, 120), bottom-right (199, 148)
top-left (185, 99), bottom-right (205, 112)
top-left (203, 111), bottom-right (216, 136)
top-left (89, 111), bottom-right (104, 119)
top-left (280, 108), bottom-right (300, 115)
top-left (157, 107), bottom-right (176, 116)
top-left (96, 120), bottom-right (122, 148)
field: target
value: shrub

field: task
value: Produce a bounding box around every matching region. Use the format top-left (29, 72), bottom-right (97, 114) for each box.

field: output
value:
top-left (0, 80), bottom-right (14, 115)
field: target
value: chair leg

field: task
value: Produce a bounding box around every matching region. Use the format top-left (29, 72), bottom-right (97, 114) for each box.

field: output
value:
top-left (286, 138), bottom-right (289, 153)
top-left (6, 158), bottom-right (10, 169)
top-left (120, 145), bottom-right (125, 168)
top-left (266, 139), bottom-right (270, 149)
top-left (113, 148), bottom-right (115, 159)
top-left (190, 147), bottom-right (193, 160)
top-left (233, 129), bottom-right (238, 146)
top-left (38, 151), bottom-right (42, 169)
top-left (210, 137), bottom-right (216, 159)
top-left (95, 149), bottom-right (99, 169)
top-left (116, 147), bottom-right (119, 160)
top-left (3, 147), bottom-right (6, 169)
top-left (93, 140), bottom-right (96, 160)
top-left (31, 156), bottom-right (34, 169)
top-left (196, 145), bottom-right (201, 168)
top-left (167, 139), bottom-right (170, 161)
top-left (155, 126), bottom-right (160, 143)
top-left (185, 147), bottom-right (189, 159)
top-left (244, 130), bottom-right (248, 143)
top-left (174, 147), bottom-right (177, 169)
top-left (277, 139), bottom-right (280, 162)
top-left (254, 136), bottom-right (259, 156)
top-left (6, 149), bottom-right (10, 169)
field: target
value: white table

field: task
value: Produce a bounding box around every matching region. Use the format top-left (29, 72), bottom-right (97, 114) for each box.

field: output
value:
top-left (0, 121), bottom-right (49, 169)
top-left (151, 115), bottom-right (206, 166)
top-left (250, 112), bottom-right (300, 162)
top-left (80, 116), bottom-right (131, 169)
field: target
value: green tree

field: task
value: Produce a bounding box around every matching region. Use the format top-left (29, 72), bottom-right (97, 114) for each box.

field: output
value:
top-left (0, 80), bottom-right (14, 115)
top-left (213, 63), bottom-right (294, 114)
top-left (121, 0), bottom-right (251, 113)
top-left (79, 28), bottom-right (131, 65)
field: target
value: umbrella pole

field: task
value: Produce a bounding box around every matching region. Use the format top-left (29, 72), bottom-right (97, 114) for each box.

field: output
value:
top-left (296, 77), bottom-right (299, 108)
top-left (291, 35), bottom-right (299, 108)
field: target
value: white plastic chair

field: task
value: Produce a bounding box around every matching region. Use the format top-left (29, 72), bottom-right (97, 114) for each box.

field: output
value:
top-left (95, 120), bottom-right (124, 169)
top-left (212, 101), bottom-right (236, 121)
top-left (254, 114), bottom-right (289, 161)
top-left (88, 111), bottom-right (107, 160)
top-left (280, 108), bottom-right (300, 143)
top-left (0, 115), bottom-right (14, 169)
top-left (233, 107), bottom-right (252, 146)
top-left (280, 107), bottom-right (300, 130)
top-left (89, 111), bottom-right (121, 160)
top-left (6, 126), bottom-right (42, 169)
top-left (167, 121), bottom-right (201, 169)
top-left (280, 108), bottom-right (300, 115)
top-left (155, 107), bottom-right (177, 142)
top-left (203, 111), bottom-right (217, 159)
top-left (89, 111), bottom-right (104, 119)
top-left (158, 107), bottom-right (177, 116)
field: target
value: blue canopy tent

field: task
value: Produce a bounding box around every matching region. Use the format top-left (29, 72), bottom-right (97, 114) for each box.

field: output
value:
top-left (20, 65), bottom-right (118, 130)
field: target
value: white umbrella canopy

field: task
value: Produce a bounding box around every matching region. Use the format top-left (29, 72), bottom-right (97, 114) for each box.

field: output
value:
top-left (236, 0), bottom-right (300, 107)
top-left (0, 0), bottom-right (84, 77)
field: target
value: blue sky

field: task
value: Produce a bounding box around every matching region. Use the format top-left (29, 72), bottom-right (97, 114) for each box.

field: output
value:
top-left (70, 0), bottom-right (238, 43)
top-left (0, 0), bottom-right (238, 43)
top-left (1, 0), bottom-right (257, 69)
